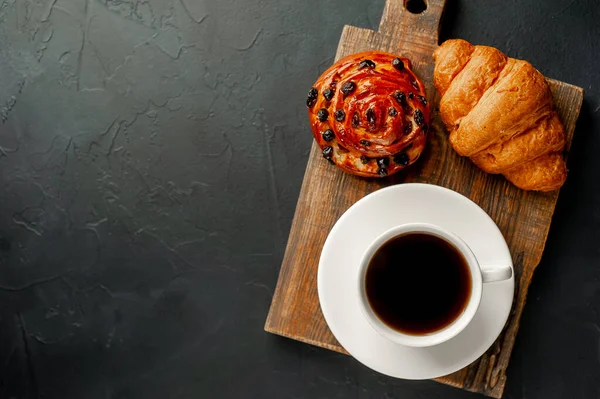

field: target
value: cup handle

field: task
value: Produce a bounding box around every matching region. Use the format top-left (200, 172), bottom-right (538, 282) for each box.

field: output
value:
top-left (481, 265), bottom-right (513, 283)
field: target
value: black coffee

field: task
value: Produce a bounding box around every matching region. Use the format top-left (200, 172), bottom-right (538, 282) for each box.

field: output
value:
top-left (365, 233), bottom-right (472, 335)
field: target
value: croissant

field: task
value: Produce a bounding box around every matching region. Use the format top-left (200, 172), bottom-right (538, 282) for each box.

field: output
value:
top-left (433, 39), bottom-right (567, 191)
top-left (307, 51), bottom-right (430, 177)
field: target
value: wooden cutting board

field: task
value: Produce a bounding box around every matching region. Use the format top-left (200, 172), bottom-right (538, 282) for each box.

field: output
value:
top-left (265, 0), bottom-right (584, 397)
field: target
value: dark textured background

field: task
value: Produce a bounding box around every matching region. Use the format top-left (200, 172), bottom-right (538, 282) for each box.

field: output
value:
top-left (0, 0), bottom-right (598, 398)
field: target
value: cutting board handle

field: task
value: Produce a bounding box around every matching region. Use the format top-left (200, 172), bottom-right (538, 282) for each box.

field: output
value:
top-left (379, 0), bottom-right (447, 50)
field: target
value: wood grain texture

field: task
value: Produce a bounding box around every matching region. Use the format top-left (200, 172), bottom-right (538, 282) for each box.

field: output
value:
top-left (265, 0), bottom-right (584, 397)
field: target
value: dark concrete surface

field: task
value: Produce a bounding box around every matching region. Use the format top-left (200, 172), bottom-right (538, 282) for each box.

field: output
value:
top-left (0, 0), bottom-right (599, 398)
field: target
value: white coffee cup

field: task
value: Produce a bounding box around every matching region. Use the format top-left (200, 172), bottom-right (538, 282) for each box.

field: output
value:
top-left (357, 222), bottom-right (512, 348)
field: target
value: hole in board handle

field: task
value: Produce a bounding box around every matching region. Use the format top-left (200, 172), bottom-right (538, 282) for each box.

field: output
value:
top-left (405, 0), bottom-right (427, 14)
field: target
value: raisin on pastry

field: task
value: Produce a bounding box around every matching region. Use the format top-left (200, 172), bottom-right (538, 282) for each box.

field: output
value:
top-left (307, 51), bottom-right (430, 178)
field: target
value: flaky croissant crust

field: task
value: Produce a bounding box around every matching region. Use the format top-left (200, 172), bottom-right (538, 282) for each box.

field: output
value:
top-left (433, 39), bottom-right (567, 191)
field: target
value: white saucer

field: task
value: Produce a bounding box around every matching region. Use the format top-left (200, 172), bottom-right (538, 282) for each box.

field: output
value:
top-left (317, 183), bottom-right (514, 380)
